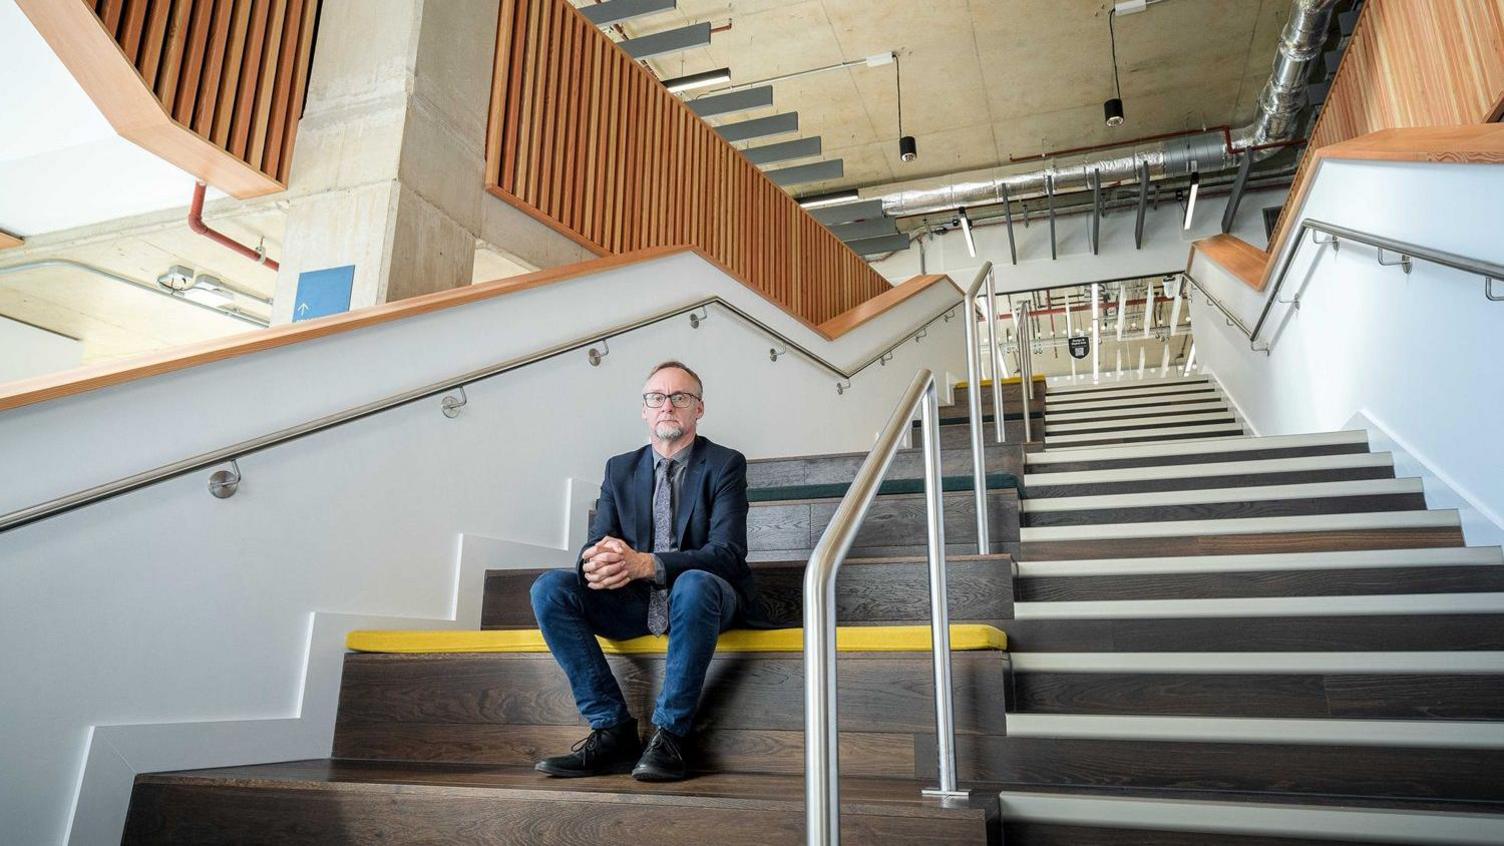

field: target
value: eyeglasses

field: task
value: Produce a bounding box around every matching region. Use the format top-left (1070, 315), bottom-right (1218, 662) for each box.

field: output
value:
top-left (643, 391), bottom-right (701, 409)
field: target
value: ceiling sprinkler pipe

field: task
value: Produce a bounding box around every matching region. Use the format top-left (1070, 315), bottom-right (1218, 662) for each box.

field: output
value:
top-left (188, 182), bottom-right (281, 272)
top-left (874, 0), bottom-right (1339, 218)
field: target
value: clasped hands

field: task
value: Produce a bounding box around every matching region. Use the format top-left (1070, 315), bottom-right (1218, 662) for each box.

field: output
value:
top-left (581, 536), bottom-right (656, 590)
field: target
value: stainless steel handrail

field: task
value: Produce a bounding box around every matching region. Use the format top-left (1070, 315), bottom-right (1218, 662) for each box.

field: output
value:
top-left (803, 368), bottom-right (964, 846)
top-left (960, 262), bottom-right (994, 555)
top-left (1018, 302), bottom-right (1033, 442)
top-left (0, 294), bottom-right (962, 535)
top-left (1189, 217), bottom-right (1504, 353)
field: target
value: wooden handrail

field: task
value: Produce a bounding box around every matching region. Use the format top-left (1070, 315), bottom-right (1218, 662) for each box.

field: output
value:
top-left (1190, 124), bottom-right (1504, 289)
top-left (0, 246), bottom-right (951, 414)
top-left (1193, 0), bottom-right (1504, 288)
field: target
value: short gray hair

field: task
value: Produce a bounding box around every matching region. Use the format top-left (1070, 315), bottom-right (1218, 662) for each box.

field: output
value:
top-left (646, 360), bottom-right (703, 397)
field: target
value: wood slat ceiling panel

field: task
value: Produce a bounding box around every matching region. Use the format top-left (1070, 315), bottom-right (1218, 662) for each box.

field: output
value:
top-left (22, 0), bottom-right (319, 196)
top-left (483, 0), bottom-right (893, 326)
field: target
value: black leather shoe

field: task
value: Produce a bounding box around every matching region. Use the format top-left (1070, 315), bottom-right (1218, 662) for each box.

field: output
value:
top-left (535, 719), bottom-right (642, 777)
top-left (631, 726), bottom-right (690, 781)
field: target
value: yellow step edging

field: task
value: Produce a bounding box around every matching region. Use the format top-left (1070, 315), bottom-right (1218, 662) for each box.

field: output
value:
top-left (347, 624), bottom-right (1006, 655)
top-left (954, 375), bottom-right (1046, 389)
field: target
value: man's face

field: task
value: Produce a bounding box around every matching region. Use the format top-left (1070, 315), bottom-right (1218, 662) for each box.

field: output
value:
top-left (641, 367), bottom-right (704, 443)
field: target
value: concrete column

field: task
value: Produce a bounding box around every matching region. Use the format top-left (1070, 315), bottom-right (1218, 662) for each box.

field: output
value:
top-left (272, 0), bottom-right (592, 323)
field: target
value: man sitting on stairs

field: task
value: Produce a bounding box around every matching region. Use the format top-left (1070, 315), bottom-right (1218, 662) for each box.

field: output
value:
top-left (530, 360), bottom-right (760, 781)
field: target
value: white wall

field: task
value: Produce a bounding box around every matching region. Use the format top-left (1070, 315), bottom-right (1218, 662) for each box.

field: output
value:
top-left (1189, 158), bottom-right (1504, 547)
top-left (0, 251), bottom-right (966, 845)
top-left (873, 187), bottom-right (1288, 295)
top-left (0, 314), bottom-right (82, 381)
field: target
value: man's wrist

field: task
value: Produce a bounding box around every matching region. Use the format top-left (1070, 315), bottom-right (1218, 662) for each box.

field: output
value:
top-left (650, 553), bottom-right (667, 586)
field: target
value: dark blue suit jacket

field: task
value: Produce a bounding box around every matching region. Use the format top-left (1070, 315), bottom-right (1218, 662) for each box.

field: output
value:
top-left (577, 435), bottom-right (764, 622)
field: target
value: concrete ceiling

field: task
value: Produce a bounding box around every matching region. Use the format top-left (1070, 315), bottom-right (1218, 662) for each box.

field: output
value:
top-left (615, 0), bottom-right (1290, 197)
top-left (0, 0), bottom-right (1288, 373)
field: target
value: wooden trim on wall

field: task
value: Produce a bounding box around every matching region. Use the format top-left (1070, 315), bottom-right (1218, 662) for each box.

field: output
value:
top-left (1190, 123), bottom-right (1504, 289)
top-left (817, 274), bottom-right (954, 338)
top-left (17, 0), bottom-right (319, 198)
top-left (483, 0), bottom-right (890, 327)
top-left (0, 244), bottom-right (954, 414)
top-left (1187, 235), bottom-right (1271, 292)
top-left (1266, 0), bottom-right (1504, 249)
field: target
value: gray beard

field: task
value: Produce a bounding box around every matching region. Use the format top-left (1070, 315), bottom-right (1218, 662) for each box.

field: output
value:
top-left (653, 422), bottom-right (685, 441)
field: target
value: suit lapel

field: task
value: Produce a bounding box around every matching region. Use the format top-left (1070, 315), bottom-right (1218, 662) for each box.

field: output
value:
top-left (632, 446), bottom-right (654, 551)
top-left (673, 438), bottom-right (708, 547)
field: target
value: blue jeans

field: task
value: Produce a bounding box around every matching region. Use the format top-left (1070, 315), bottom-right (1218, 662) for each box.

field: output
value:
top-left (530, 568), bottom-right (741, 737)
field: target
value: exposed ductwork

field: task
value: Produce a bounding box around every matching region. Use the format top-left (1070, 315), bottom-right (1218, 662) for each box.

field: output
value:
top-left (876, 0), bottom-right (1341, 218)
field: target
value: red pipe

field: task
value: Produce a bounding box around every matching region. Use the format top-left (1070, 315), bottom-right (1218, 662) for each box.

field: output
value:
top-left (188, 182), bottom-right (280, 271)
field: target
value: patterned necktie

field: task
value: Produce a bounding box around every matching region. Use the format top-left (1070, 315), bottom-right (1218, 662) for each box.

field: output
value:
top-left (648, 457), bottom-right (676, 635)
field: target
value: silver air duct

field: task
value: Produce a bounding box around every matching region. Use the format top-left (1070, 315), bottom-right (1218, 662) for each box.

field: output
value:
top-left (878, 0), bottom-right (1340, 218)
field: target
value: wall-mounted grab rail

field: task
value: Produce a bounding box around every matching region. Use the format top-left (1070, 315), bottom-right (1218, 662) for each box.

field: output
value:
top-left (0, 294), bottom-right (961, 535)
top-left (1190, 217), bottom-right (1504, 354)
top-left (960, 262), bottom-right (994, 555)
top-left (803, 368), bottom-right (965, 846)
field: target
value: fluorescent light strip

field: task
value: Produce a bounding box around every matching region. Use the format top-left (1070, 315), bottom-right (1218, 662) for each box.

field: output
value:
top-left (1183, 170), bottom-right (1200, 230)
top-left (960, 209), bottom-right (976, 258)
top-left (664, 67), bottom-right (730, 93)
top-left (798, 189), bottom-right (859, 210)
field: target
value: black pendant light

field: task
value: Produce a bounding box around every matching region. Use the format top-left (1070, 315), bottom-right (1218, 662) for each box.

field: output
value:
top-left (1104, 10), bottom-right (1126, 127)
top-left (896, 53), bottom-right (916, 161)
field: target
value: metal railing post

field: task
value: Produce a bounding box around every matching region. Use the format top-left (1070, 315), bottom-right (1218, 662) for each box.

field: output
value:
top-left (1020, 303), bottom-right (1033, 443)
top-left (962, 263), bottom-right (993, 555)
top-left (918, 377), bottom-right (964, 799)
top-left (803, 369), bottom-right (966, 845)
top-left (985, 268), bottom-right (1006, 443)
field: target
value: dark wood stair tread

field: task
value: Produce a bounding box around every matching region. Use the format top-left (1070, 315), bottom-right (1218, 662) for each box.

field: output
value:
top-left (1017, 565), bottom-right (1504, 601)
top-left (1019, 493), bottom-right (1428, 527)
top-left (1009, 670), bottom-right (1504, 720)
top-left (1025, 443), bottom-right (1370, 474)
top-left (1000, 613), bottom-right (1504, 652)
top-left (126, 761), bottom-right (997, 844)
top-left (137, 759), bottom-right (983, 812)
top-left (922, 735), bottom-right (1504, 802)
top-left (1022, 465), bottom-right (1396, 498)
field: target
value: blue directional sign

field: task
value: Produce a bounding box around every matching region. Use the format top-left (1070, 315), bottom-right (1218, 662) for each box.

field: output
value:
top-left (292, 265), bottom-right (355, 322)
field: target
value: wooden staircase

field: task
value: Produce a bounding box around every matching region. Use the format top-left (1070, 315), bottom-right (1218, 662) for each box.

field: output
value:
top-left (119, 374), bottom-right (1504, 844)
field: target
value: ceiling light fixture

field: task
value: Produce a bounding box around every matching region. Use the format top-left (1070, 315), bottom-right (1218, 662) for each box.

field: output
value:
top-left (798, 189), bottom-right (860, 209)
top-left (1183, 168), bottom-right (1200, 230)
top-left (182, 275), bottom-right (235, 308)
top-left (959, 208), bottom-right (976, 258)
top-left (895, 53), bottom-right (916, 162)
top-left (663, 67), bottom-right (731, 94)
top-left (1104, 10), bottom-right (1126, 127)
